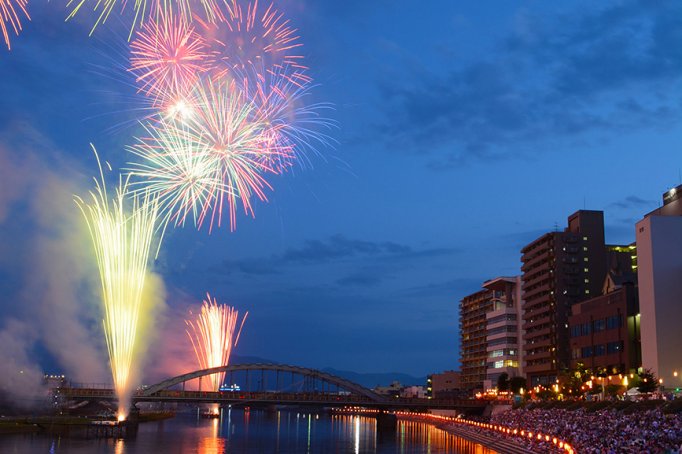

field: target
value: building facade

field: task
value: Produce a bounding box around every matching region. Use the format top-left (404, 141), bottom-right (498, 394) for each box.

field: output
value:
top-left (460, 288), bottom-right (494, 390)
top-left (568, 272), bottom-right (640, 375)
top-left (427, 370), bottom-right (461, 398)
top-left (636, 185), bottom-right (682, 388)
top-left (482, 276), bottom-right (524, 390)
top-left (521, 210), bottom-right (608, 387)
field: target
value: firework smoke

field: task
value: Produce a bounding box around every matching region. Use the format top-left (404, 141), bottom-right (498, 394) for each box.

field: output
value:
top-left (75, 151), bottom-right (161, 418)
top-left (185, 293), bottom-right (247, 391)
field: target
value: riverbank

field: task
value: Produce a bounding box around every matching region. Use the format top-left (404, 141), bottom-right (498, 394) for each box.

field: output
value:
top-left (398, 413), bottom-right (566, 454)
top-left (0, 411), bottom-right (175, 436)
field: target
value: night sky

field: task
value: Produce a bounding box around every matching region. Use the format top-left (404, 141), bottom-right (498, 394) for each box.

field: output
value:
top-left (0, 0), bottom-right (681, 382)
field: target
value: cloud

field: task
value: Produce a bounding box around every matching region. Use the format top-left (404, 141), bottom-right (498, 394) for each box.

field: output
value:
top-left (280, 234), bottom-right (410, 263)
top-left (380, 0), bottom-right (682, 163)
top-left (608, 195), bottom-right (657, 210)
top-left (218, 234), bottom-right (457, 277)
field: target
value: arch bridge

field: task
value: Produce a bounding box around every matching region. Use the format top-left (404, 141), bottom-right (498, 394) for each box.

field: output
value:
top-left (59, 363), bottom-right (486, 412)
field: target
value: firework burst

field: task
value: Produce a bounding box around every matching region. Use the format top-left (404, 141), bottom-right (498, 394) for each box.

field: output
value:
top-left (127, 120), bottom-right (224, 231)
top-left (1, 0), bottom-right (30, 50)
top-left (130, 14), bottom-right (212, 108)
top-left (202, 0), bottom-right (309, 87)
top-left (66, 0), bottom-right (225, 39)
top-left (245, 65), bottom-right (335, 170)
top-left (185, 294), bottom-right (247, 392)
top-left (75, 151), bottom-right (160, 418)
top-left (187, 77), bottom-right (283, 230)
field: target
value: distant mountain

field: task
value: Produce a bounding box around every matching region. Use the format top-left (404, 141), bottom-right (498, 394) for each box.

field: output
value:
top-left (230, 356), bottom-right (425, 389)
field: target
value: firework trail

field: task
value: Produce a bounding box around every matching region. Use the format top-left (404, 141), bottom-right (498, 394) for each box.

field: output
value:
top-left (185, 77), bottom-right (287, 231)
top-left (201, 0), bottom-right (309, 87)
top-left (185, 294), bottom-right (247, 392)
top-left (130, 13), bottom-right (212, 109)
top-left (125, 1), bottom-right (334, 231)
top-left (126, 119), bottom-right (224, 230)
top-left (1, 0), bottom-right (30, 50)
top-left (129, 78), bottom-right (290, 232)
top-left (244, 65), bottom-right (335, 171)
top-left (66, 0), bottom-right (225, 39)
top-left (75, 150), bottom-right (160, 419)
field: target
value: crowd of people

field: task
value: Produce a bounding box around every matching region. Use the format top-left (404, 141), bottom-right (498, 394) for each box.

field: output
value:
top-left (491, 407), bottom-right (682, 453)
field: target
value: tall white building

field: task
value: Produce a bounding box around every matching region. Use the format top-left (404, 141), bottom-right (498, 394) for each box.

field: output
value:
top-left (482, 276), bottom-right (524, 390)
top-left (636, 185), bottom-right (682, 388)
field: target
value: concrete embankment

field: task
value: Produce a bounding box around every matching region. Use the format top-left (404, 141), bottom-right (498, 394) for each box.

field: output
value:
top-left (399, 415), bottom-right (539, 454)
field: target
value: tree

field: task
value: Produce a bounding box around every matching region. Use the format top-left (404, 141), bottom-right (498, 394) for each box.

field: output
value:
top-left (605, 384), bottom-right (624, 397)
top-left (497, 373), bottom-right (510, 392)
top-left (637, 369), bottom-right (658, 393)
top-left (509, 376), bottom-right (526, 394)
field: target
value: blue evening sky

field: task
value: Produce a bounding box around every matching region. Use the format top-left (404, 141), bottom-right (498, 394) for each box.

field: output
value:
top-left (0, 0), bottom-right (680, 380)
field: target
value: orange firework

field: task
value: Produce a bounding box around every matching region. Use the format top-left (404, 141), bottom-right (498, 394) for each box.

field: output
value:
top-left (1, 0), bottom-right (30, 50)
top-left (185, 293), bottom-right (247, 392)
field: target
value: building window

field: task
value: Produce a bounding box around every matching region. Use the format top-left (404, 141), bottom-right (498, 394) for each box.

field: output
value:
top-left (572, 348), bottom-right (581, 359)
top-left (581, 323), bottom-right (592, 336)
top-left (584, 257), bottom-right (589, 262)
top-left (594, 344), bottom-right (606, 356)
top-left (594, 319), bottom-right (606, 332)
top-left (581, 346), bottom-right (593, 357)
top-left (606, 315), bottom-right (622, 329)
top-left (570, 325), bottom-right (581, 338)
top-left (584, 268), bottom-right (589, 273)
top-left (607, 341), bottom-right (624, 354)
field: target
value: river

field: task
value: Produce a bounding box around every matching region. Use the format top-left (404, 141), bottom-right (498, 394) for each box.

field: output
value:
top-left (0, 409), bottom-right (496, 453)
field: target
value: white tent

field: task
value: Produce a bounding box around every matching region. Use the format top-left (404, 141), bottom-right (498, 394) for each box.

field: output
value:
top-left (626, 387), bottom-right (641, 396)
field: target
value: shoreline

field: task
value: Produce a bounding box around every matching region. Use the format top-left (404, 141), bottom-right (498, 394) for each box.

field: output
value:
top-left (398, 415), bottom-right (543, 454)
top-left (0, 411), bottom-right (175, 436)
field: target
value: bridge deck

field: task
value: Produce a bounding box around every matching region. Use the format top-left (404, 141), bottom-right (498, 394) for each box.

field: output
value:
top-left (58, 387), bottom-right (487, 410)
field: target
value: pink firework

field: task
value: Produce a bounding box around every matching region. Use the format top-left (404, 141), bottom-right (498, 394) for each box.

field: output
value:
top-left (243, 65), bottom-right (335, 172)
top-left (185, 78), bottom-right (292, 231)
top-left (201, 0), bottom-right (310, 87)
top-left (185, 294), bottom-right (247, 392)
top-left (1, 0), bottom-right (29, 50)
top-left (130, 14), bottom-right (212, 109)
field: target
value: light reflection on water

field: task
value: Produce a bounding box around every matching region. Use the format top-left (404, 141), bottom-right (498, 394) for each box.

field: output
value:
top-left (0, 409), bottom-right (496, 453)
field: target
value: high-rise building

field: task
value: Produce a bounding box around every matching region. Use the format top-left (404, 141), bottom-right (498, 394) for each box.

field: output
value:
top-left (460, 276), bottom-right (524, 391)
top-left (482, 276), bottom-right (524, 390)
top-left (459, 288), bottom-right (494, 391)
top-left (520, 210), bottom-right (608, 387)
top-left (636, 185), bottom-right (682, 388)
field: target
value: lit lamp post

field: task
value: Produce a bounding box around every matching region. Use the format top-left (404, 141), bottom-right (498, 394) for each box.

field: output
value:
top-left (623, 376), bottom-right (629, 400)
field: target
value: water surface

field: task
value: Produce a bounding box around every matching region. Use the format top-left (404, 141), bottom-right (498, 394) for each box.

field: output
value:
top-left (0, 409), bottom-right (496, 453)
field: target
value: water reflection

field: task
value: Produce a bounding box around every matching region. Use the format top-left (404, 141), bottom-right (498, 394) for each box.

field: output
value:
top-left (0, 409), bottom-right (497, 453)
